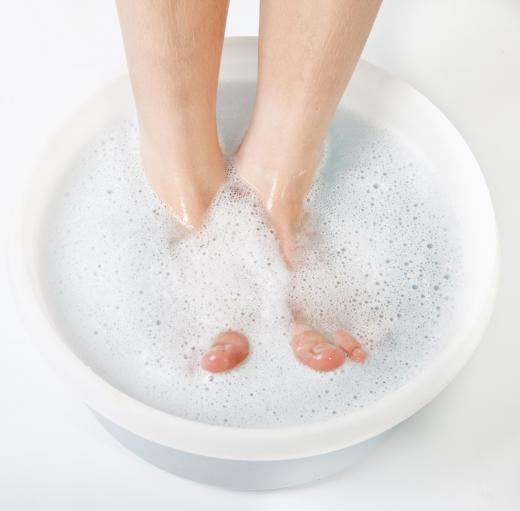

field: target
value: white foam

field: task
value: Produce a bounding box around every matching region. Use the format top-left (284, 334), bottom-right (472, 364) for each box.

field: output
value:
top-left (40, 83), bottom-right (463, 428)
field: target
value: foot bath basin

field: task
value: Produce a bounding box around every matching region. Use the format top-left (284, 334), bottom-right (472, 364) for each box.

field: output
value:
top-left (10, 37), bottom-right (498, 489)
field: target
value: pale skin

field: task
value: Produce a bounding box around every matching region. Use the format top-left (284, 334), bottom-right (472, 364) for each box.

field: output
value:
top-left (116, 0), bottom-right (381, 373)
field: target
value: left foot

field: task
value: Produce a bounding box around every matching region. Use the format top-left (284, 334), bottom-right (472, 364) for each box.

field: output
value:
top-left (235, 107), bottom-right (323, 267)
top-left (235, 102), bottom-right (367, 372)
top-left (292, 320), bottom-right (367, 371)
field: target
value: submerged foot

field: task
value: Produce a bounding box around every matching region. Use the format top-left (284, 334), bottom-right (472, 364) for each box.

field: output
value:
top-left (291, 320), bottom-right (367, 372)
top-left (200, 330), bottom-right (249, 373)
top-left (234, 162), bottom-right (316, 267)
top-left (291, 321), bottom-right (345, 371)
top-left (331, 329), bottom-right (367, 363)
top-left (236, 133), bottom-right (366, 372)
top-left (235, 130), bottom-right (322, 268)
top-left (140, 136), bottom-right (225, 230)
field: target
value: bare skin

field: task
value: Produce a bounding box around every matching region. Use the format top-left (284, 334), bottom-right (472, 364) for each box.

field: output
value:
top-left (117, 0), bottom-right (380, 373)
top-left (292, 321), bottom-right (367, 372)
top-left (234, 0), bottom-right (380, 371)
top-left (116, 0), bottom-right (229, 229)
top-left (236, 0), bottom-right (382, 266)
top-left (200, 331), bottom-right (249, 373)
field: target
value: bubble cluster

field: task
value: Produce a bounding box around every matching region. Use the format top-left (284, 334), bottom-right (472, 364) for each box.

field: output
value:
top-left (40, 83), bottom-right (463, 428)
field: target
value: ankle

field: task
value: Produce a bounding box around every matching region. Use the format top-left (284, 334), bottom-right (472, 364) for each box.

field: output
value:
top-left (140, 133), bottom-right (225, 229)
top-left (236, 127), bottom-right (323, 204)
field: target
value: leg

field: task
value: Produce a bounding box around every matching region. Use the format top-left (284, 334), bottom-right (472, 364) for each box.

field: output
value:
top-left (237, 0), bottom-right (380, 370)
top-left (236, 0), bottom-right (381, 264)
top-left (117, 1), bottom-right (250, 372)
top-left (116, 0), bottom-right (229, 229)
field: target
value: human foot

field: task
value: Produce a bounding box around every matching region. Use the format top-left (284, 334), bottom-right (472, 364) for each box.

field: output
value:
top-left (331, 330), bottom-right (367, 364)
top-left (234, 119), bottom-right (323, 267)
top-left (291, 321), bottom-right (367, 372)
top-left (140, 138), bottom-right (225, 230)
top-left (200, 330), bottom-right (250, 373)
top-left (234, 154), bottom-right (321, 267)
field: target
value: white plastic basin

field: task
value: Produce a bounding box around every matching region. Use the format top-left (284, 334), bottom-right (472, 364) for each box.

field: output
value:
top-left (10, 37), bottom-right (498, 489)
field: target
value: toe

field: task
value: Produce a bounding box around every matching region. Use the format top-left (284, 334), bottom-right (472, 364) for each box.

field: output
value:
top-left (201, 330), bottom-right (249, 373)
top-left (332, 330), bottom-right (367, 363)
top-left (292, 323), bottom-right (345, 372)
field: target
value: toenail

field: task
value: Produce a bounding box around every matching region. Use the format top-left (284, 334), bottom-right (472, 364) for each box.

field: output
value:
top-left (311, 342), bottom-right (333, 355)
top-left (352, 348), bottom-right (366, 360)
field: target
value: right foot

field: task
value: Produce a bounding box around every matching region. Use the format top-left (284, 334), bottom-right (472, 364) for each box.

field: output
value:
top-left (201, 330), bottom-right (250, 373)
top-left (140, 129), bottom-right (225, 230)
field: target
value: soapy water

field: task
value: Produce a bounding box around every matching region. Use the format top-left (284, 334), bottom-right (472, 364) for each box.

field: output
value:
top-left (40, 83), bottom-right (463, 428)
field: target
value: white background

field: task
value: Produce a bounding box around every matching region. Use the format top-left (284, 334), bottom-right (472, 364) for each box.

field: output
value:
top-left (1, 1), bottom-right (519, 509)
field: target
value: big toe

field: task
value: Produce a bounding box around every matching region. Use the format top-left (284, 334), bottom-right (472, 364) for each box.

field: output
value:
top-left (291, 323), bottom-right (345, 372)
top-left (201, 330), bottom-right (249, 373)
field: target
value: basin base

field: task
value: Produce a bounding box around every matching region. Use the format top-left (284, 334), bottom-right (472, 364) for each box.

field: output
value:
top-left (94, 411), bottom-right (387, 490)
